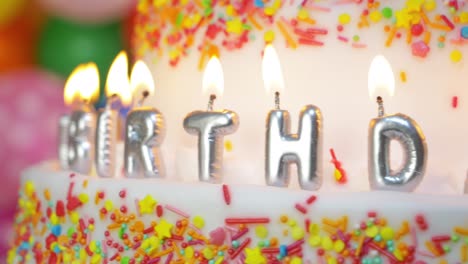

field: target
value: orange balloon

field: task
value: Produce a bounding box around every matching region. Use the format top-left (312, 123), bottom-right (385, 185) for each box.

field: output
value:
top-left (0, 1), bottom-right (44, 73)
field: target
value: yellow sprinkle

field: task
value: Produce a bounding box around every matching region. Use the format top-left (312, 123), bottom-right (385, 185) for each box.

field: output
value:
top-left (322, 236), bottom-right (333, 250)
top-left (454, 227), bottom-right (468, 236)
top-left (226, 5), bottom-right (236, 16)
top-left (460, 12), bottom-right (468, 23)
top-left (369, 10), bottom-right (382, 23)
top-left (380, 226), bottom-right (395, 240)
top-left (185, 246), bottom-right (194, 259)
top-left (78, 193), bottom-right (89, 204)
top-left (104, 200), bottom-right (114, 211)
top-left (423, 31), bottom-right (431, 44)
top-left (193, 216), bottom-right (205, 229)
top-left (292, 226), bottom-right (305, 240)
top-left (450, 50), bottom-right (462, 63)
top-left (424, 0), bottom-right (436, 11)
top-left (50, 213), bottom-right (59, 225)
top-left (83, 180), bottom-right (88, 188)
top-left (355, 235), bottom-right (365, 257)
top-left (291, 257), bottom-right (302, 264)
top-left (338, 13), bottom-right (351, 25)
top-left (264, 30), bottom-right (275, 43)
top-left (461, 244), bottom-right (468, 262)
top-left (226, 19), bottom-right (243, 34)
top-left (394, 248), bottom-right (404, 261)
top-left (255, 225), bottom-right (268, 239)
top-left (70, 212), bottom-right (80, 224)
top-left (330, 240), bottom-right (344, 253)
top-left (309, 223), bottom-right (320, 235)
top-left (224, 140), bottom-right (233, 152)
top-left (385, 27), bottom-right (397, 47)
top-left (248, 13), bottom-right (263, 30)
top-left (91, 254), bottom-right (101, 264)
top-left (203, 247), bottom-right (215, 260)
top-left (264, 6), bottom-right (276, 16)
top-left (425, 241), bottom-right (441, 256)
top-left (308, 235), bottom-right (321, 247)
top-left (326, 256), bottom-right (337, 264)
top-left (24, 181), bottom-right (35, 196)
top-left (288, 219), bottom-right (297, 227)
top-left (298, 9), bottom-right (310, 20)
top-left (365, 226), bottom-right (379, 238)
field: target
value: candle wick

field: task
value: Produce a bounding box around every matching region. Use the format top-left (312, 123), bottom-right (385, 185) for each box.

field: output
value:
top-left (207, 94), bottom-right (216, 111)
top-left (106, 94), bottom-right (119, 110)
top-left (138, 91), bottom-right (150, 107)
top-left (377, 96), bottom-right (385, 117)
top-left (274, 91), bottom-right (280, 110)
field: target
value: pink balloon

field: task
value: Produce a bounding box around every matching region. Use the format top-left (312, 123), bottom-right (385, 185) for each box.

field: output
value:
top-left (0, 69), bottom-right (67, 211)
top-left (37, 0), bottom-right (135, 23)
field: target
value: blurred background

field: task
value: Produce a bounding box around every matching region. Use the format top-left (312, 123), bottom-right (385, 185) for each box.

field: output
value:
top-left (0, 0), bottom-right (136, 259)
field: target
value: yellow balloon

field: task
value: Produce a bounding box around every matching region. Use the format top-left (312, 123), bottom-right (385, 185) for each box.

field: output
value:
top-left (0, 0), bottom-right (26, 26)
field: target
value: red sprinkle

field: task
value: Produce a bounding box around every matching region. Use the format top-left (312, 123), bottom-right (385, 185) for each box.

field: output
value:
top-left (452, 96), bottom-right (458, 108)
top-left (298, 38), bottom-right (324, 46)
top-left (55, 200), bottom-right (65, 217)
top-left (431, 235), bottom-right (451, 242)
top-left (440, 15), bottom-right (455, 30)
top-left (230, 238), bottom-right (251, 259)
top-left (156, 205), bottom-right (163, 217)
top-left (295, 203), bottom-right (308, 214)
top-left (119, 190), bottom-right (126, 198)
top-left (306, 195), bottom-right (317, 204)
top-left (222, 184), bottom-right (231, 205)
top-left (225, 218), bottom-right (270, 224)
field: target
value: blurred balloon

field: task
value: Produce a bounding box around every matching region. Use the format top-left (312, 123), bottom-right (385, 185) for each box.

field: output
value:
top-left (0, 69), bottom-right (67, 212)
top-left (0, 0), bottom-right (27, 27)
top-left (38, 17), bottom-right (125, 107)
top-left (0, 1), bottom-right (44, 73)
top-left (37, 0), bottom-right (135, 23)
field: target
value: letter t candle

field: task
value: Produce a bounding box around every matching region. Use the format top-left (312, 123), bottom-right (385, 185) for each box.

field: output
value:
top-left (183, 56), bottom-right (239, 183)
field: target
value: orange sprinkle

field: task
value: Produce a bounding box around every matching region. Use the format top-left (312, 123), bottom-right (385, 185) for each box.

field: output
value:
top-left (322, 225), bottom-right (337, 234)
top-left (385, 27), bottom-right (397, 47)
top-left (322, 218), bottom-right (340, 228)
top-left (400, 71), bottom-right (407, 82)
top-left (248, 13), bottom-right (263, 30)
top-left (339, 216), bottom-right (348, 231)
top-left (439, 260), bottom-right (448, 264)
top-left (107, 223), bottom-right (121, 230)
top-left (44, 189), bottom-right (51, 201)
top-left (454, 227), bottom-right (468, 236)
top-left (83, 180), bottom-right (88, 188)
top-left (429, 23), bottom-right (451, 31)
top-left (280, 215), bottom-right (289, 223)
top-left (420, 12), bottom-right (430, 24)
top-left (424, 31), bottom-right (431, 44)
top-left (384, 25), bottom-right (391, 32)
top-left (406, 28), bottom-right (412, 44)
top-left (270, 237), bottom-right (279, 247)
top-left (153, 247), bottom-right (174, 258)
top-left (462, 244), bottom-right (468, 262)
top-left (425, 241), bottom-right (441, 257)
top-left (438, 36), bottom-right (446, 42)
top-left (276, 21), bottom-right (297, 49)
top-left (355, 235), bottom-right (365, 257)
top-left (198, 50), bottom-right (207, 71)
top-left (454, 16), bottom-right (460, 23)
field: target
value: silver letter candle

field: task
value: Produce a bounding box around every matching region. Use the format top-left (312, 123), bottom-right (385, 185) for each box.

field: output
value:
top-left (96, 102), bottom-right (118, 177)
top-left (96, 52), bottom-right (130, 178)
top-left (183, 56), bottom-right (239, 183)
top-left (68, 106), bottom-right (96, 174)
top-left (368, 55), bottom-right (427, 192)
top-left (124, 61), bottom-right (165, 178)
top-left (58, 115), bottom-right (70, 169)
top-left (368, 97), bottom-right (427, 191)
top-left (62, 63), bottom-right (99, 174)
top-left (265, 96), bottom-right (323, 190)
top-left (262, 44), bottom-right (323, 190)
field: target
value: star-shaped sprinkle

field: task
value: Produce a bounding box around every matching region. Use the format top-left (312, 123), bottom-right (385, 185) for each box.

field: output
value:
top-left (406, 0), bottom-right (424, 12)
top-left (245, 247), bottom-right (266, 264)
top-left (139, 195), bottom-right (157, 215)
top-left (395, 8), bottom-right (412, 28)
top-left (155, 219), bottom-right (173, 239)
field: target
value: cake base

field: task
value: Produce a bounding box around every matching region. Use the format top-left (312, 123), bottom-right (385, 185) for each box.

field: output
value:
top-left (8, 161), bottom-right (468, 263)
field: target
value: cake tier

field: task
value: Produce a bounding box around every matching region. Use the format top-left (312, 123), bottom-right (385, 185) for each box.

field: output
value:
top-left (133, 0), bottom-right (468, 190)
top-left (8, 161), bottom-right (468, 263)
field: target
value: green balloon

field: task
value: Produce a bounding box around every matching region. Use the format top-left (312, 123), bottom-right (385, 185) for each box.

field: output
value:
top-left (38, 17), bottom-right (125, 108)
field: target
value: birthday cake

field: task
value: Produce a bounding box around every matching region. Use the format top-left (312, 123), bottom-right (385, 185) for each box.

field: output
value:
top-left (8, 0), bottom-right (468, 263)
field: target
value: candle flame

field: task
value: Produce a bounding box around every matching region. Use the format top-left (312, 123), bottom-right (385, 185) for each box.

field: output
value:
top-left (262, 44), bottom-right (285, 94)
top-left (106, 51), bottom-right (132, 106)
top-left (130, 60), bottom-right (155, 99)
top-left (368, 55), bottom-right (395, 100)
top-left (202, 56), bottom-right (224, 97)
top-left (64, 63), bottom-right (100, 105)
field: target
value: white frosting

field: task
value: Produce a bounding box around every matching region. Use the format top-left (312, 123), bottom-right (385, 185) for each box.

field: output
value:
top-left (15, 161), bottom-right (468, 262)
top-left (135, 0), bottom-right (468, 193)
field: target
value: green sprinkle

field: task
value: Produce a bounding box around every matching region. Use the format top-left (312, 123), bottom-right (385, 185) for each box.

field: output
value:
top-left (381, 7), bottom-right (393, 19)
